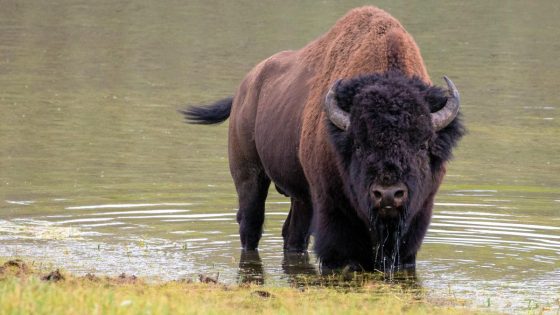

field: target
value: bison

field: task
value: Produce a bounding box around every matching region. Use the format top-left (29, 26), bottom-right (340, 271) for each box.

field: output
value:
top-left (182, 6), bottom-right (464, 273)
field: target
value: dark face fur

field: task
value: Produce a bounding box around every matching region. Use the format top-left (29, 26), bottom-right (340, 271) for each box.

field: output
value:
top-left (327, 71), bottom-right (464, 268)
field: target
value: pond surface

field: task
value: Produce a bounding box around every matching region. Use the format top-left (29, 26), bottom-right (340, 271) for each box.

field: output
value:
top-left (1, 0), bottom-right (559, 313)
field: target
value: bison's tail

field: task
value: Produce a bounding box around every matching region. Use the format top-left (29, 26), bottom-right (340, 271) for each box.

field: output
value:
top-left (180, 97), bottom-right (233, 125)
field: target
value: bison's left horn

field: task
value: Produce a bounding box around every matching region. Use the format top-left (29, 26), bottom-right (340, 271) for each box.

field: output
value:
top-left (324, 80), bottom-right (350, 131)
top-left (431, 76), bottom-right (460, 131)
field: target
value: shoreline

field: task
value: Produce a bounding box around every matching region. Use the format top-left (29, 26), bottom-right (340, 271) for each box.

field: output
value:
top-left (0, 258), bottom-right (484, 315)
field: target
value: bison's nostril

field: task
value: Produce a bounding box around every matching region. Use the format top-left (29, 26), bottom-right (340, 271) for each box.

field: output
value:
top-left (373, 190), bottom-right (383, 200)
top-left (394, 190), bottom-right (405, 199)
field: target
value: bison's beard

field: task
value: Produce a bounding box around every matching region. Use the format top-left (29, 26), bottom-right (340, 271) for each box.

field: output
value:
top-left (369, 205), bottom-right (409, 275)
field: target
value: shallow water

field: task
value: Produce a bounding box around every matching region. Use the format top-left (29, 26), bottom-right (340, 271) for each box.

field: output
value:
top-left (1, 0), bottom-right (559, 313)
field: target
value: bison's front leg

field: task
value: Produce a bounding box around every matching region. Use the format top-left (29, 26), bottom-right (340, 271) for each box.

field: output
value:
top-left (282, 197), bottom-right (313, 252)
top-left (313, 205), bottom-right (374, 272)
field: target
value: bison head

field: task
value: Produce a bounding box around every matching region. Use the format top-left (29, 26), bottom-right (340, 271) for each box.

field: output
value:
top-left (324, 71), bottom-right (464, 270)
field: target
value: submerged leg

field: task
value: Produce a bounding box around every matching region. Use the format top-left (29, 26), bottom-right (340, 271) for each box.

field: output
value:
top-left (282, 198), bottom-right (313, 252)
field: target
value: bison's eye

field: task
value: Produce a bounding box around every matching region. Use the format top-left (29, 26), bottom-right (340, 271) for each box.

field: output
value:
top-left (354, 144), bottom-right (362, 154)
top-left (419, 141), bottom-right (429, 151)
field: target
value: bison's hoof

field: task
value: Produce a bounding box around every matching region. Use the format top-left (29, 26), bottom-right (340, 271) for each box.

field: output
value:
top-left (283, 245), bottom-right (308, 253)
top-left (320, 260), bottom-right (364, 275)
top-left (342, 261), bottom-right (365, 273)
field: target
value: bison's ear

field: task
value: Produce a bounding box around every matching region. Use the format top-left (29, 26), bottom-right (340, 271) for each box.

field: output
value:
top-left (426, 81), bottom-right (466, 164)
top-left (429, 110), bottom-right (465, 168)
top-left (423, 85), bottom-right (448, 114)
top-left (333, 78), bottom-right (362, 112)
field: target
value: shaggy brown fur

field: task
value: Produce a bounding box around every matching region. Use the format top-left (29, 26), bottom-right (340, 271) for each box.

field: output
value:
top-left (298, 7), bottom-right (430, 188)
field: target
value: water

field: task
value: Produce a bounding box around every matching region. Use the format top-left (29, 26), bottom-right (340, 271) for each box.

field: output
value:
top-left (1, 0), bottom-right (559, 312)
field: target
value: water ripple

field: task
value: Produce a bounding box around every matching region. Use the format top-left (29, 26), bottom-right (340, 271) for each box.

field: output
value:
top-left (89, 209), bottom-right (191, 216)
top-left (66, 203), bottom-right (193, 210)
top-left (439, 220), bottom-right (560, 231)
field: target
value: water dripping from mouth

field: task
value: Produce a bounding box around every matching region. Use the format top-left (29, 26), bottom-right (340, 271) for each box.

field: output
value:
top-left (370, 206), bottom-right (409, 280)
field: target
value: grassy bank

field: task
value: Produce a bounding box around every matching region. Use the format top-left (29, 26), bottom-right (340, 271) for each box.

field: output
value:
top-left (0, 259), bottom-right (480, 315)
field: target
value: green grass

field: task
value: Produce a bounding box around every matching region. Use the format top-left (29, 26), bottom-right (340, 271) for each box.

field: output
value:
top-left (0, 259), bottom-right (483, 315)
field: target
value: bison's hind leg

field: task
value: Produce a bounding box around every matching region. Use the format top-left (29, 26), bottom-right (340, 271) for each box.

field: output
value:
top-left (234, 167), bottom-right (271, 250)
top-left (282, 198), bottom-right (313, 252)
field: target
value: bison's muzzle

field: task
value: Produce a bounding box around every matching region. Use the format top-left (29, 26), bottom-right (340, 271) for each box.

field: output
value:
top-left (371, 183), bottom-right (408, 219)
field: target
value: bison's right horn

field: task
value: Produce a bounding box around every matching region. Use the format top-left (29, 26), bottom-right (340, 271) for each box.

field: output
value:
top-left (324, 80), bottom-right (350, 131)
top-left (431, 76), bottom-right (460, 131)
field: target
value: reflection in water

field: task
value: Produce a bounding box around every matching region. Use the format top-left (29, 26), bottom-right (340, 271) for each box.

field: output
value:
top-left (282, 251), bottom-right (317, 277)
top-left (281, 251), bottom-right (318, 287)
top-left (238, 250), bottom-right (317, 285)
top-left (239, 248), bottom-right (420, 291)
top-left (238, 250), bottom-right (264, 285)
